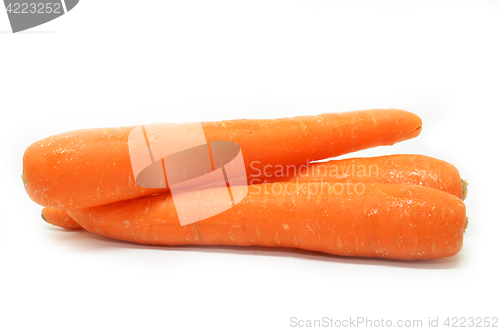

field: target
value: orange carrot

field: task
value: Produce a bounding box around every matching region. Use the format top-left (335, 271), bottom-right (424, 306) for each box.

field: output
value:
top-left (257, 154), bottom-right (466, 199)
top-left (188, 154), bottom-right (466, 199)
top-left (41, 207), bottom-right (82, 230)
top-left (23, 109), bottom-right (422, 209)
top-left (46, 153), bottom-right (466, 230)
top-left (67, 182), bottom-right (466, 260)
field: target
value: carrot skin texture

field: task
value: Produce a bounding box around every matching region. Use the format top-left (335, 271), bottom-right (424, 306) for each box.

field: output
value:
top-left (38, 153), bottom-right (464, 230)
top-left (67, 182), bottom-right (465, 260)
top-left (23, 109), bottom-right (422, 209)
top-left (39, 152), bottom-right (464, 230)
top-left (172, 154), bottom-right (465, 199)
top-left (41, 207), bottom-right (82, 230)
top-left (270, 154), bottom-right (464, 199)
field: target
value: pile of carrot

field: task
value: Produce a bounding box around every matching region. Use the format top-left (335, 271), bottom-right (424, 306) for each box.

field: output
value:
top-left (23, 108), bottom-right (468, 260)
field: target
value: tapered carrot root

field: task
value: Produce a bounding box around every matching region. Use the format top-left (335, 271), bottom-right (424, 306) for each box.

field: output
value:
top-left (41, 207), bottom-right (82, 230)
top-left (41, 154), bottom-right (466, 231)
top-left (67, 182), bottom-right (466, 260)
top-left (23, 109), bottom-right (422, 209)
top-left (257, 154), bottom-right (466, 199)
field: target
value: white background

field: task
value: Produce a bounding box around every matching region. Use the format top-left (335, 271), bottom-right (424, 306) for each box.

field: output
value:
top-left (1, 1), bottom-right (499, 330)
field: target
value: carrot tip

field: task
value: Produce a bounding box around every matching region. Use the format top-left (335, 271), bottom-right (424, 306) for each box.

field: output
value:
top-left (464, 217), bottom-right (469, 233)
top-left (41, 209), bottom-right (47, 222)
top-left (412, 125), bottom-right (423, 137)
top-left (462, 179), bottom-right (468, 200)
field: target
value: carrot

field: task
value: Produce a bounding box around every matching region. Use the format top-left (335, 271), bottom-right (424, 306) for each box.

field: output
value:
top-left (189, 154), bottom-right (467, 199)
top-left (39, 153), bottom-right (465, 231)
top-left (67, 182), bottom-right (466, 260)
top-left (23, 109), bottom-right (422, 209)
top-left (45, 154), bottom-right (466, 230)
top-left (41, 207), bottom-right (82, 230)
top-left (257, 154), bottom-right (467, 200)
